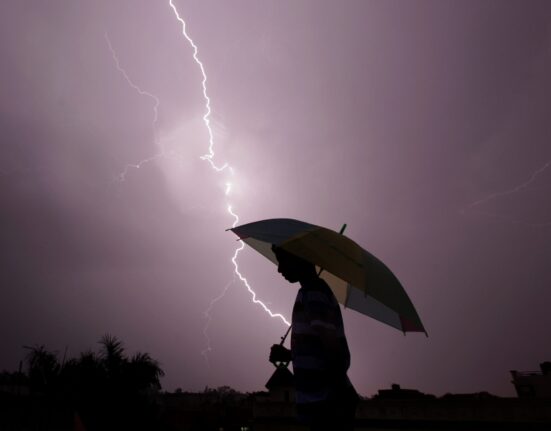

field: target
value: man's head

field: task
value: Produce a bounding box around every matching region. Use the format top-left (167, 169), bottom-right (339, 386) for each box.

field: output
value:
top-left (272, 245), bottom-right (317, 283)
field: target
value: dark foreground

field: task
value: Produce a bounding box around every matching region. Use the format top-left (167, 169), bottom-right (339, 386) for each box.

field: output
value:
top-left (1, 388), bottom-right (551, 431)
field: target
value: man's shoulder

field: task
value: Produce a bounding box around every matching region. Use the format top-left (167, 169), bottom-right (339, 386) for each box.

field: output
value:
top-left (300, 278), bottom-right (337, 305)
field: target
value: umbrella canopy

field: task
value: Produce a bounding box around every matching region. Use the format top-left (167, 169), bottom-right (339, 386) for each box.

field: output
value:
top-left (229, 218), bottom-right (426, 335)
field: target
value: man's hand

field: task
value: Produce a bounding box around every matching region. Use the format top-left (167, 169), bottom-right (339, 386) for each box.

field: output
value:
top-left (269, 344), bottom-right (291, 364)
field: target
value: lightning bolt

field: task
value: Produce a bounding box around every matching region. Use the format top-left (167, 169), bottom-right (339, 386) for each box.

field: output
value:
top-left (104, 32), bottom-right (165, 181)
top-left (168, 1), bottom-right (228, 173)
top-left (106, 4), bottom-right (290, 367)
top-left (166, 0), bottom-right (290, 361)
top-left (463, 160), bottom-right (551, 227)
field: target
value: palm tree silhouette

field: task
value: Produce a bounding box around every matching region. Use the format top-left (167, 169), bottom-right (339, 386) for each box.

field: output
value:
top-left (24, 344), bottom-right (60, 393)
top-left (20, 335), bottom-right (165, 430)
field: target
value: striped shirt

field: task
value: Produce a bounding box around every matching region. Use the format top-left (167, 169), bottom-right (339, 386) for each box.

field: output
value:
top-left (291, 276), bottom-right (354, 404)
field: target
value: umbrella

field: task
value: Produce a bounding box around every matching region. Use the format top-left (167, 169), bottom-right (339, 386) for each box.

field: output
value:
top-left (228, 218), bottom-right (426, 335)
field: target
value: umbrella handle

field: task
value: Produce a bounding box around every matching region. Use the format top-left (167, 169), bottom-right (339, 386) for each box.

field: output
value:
top-left (278, 223), bottom-right (348, 346)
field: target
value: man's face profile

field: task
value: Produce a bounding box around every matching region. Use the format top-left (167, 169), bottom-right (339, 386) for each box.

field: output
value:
top-left (272, 246), bottom-right (314, 283)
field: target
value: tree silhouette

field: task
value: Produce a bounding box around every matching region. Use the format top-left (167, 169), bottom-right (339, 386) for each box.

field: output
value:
top-left (100, 334), bottom-right (125, 373)
top-left (16, 335), bottom-right (165, 431)
top-left (127, 352), bottom-right (164, 393)
top-left (25, 345), bottom-right (60, 394)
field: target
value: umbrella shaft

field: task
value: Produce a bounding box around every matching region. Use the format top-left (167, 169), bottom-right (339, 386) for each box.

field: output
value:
top-left (316, 223), bottom-right (347, 277)
top-left (279, 325), bottom-right (292, 345)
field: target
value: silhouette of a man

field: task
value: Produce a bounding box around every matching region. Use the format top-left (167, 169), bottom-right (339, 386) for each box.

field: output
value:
top-left (269, 246), bottom-right (358, 431)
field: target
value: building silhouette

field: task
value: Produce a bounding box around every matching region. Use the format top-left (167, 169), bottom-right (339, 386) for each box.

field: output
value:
top-left (247, 370), bottom-right (551, 431)
top-left (511, 362), bottom-right (551, 399)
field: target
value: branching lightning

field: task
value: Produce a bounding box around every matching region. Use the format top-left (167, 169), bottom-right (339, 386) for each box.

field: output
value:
top-left (465, 161), bottom-right (551, 209)
top-left (105, 33), bottom-right (160, 123)
top-left (201, 277), bottom-right (235, 366)
top-left (105, 33), bottom-right (165, 181)
top-left (165, 0), bottom-right (290, 361)
top-left (463, 160), bottom-right (551, 227)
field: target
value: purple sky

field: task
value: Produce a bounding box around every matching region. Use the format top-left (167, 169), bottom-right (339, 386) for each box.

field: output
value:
top-left (1, 0), bottom-right (551, 397)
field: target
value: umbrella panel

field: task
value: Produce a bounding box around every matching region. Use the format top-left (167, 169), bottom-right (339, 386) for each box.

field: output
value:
top-left (231, 219), bottom-right (426, 334)
top-left (241, 236), bottom-right (420, 333)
